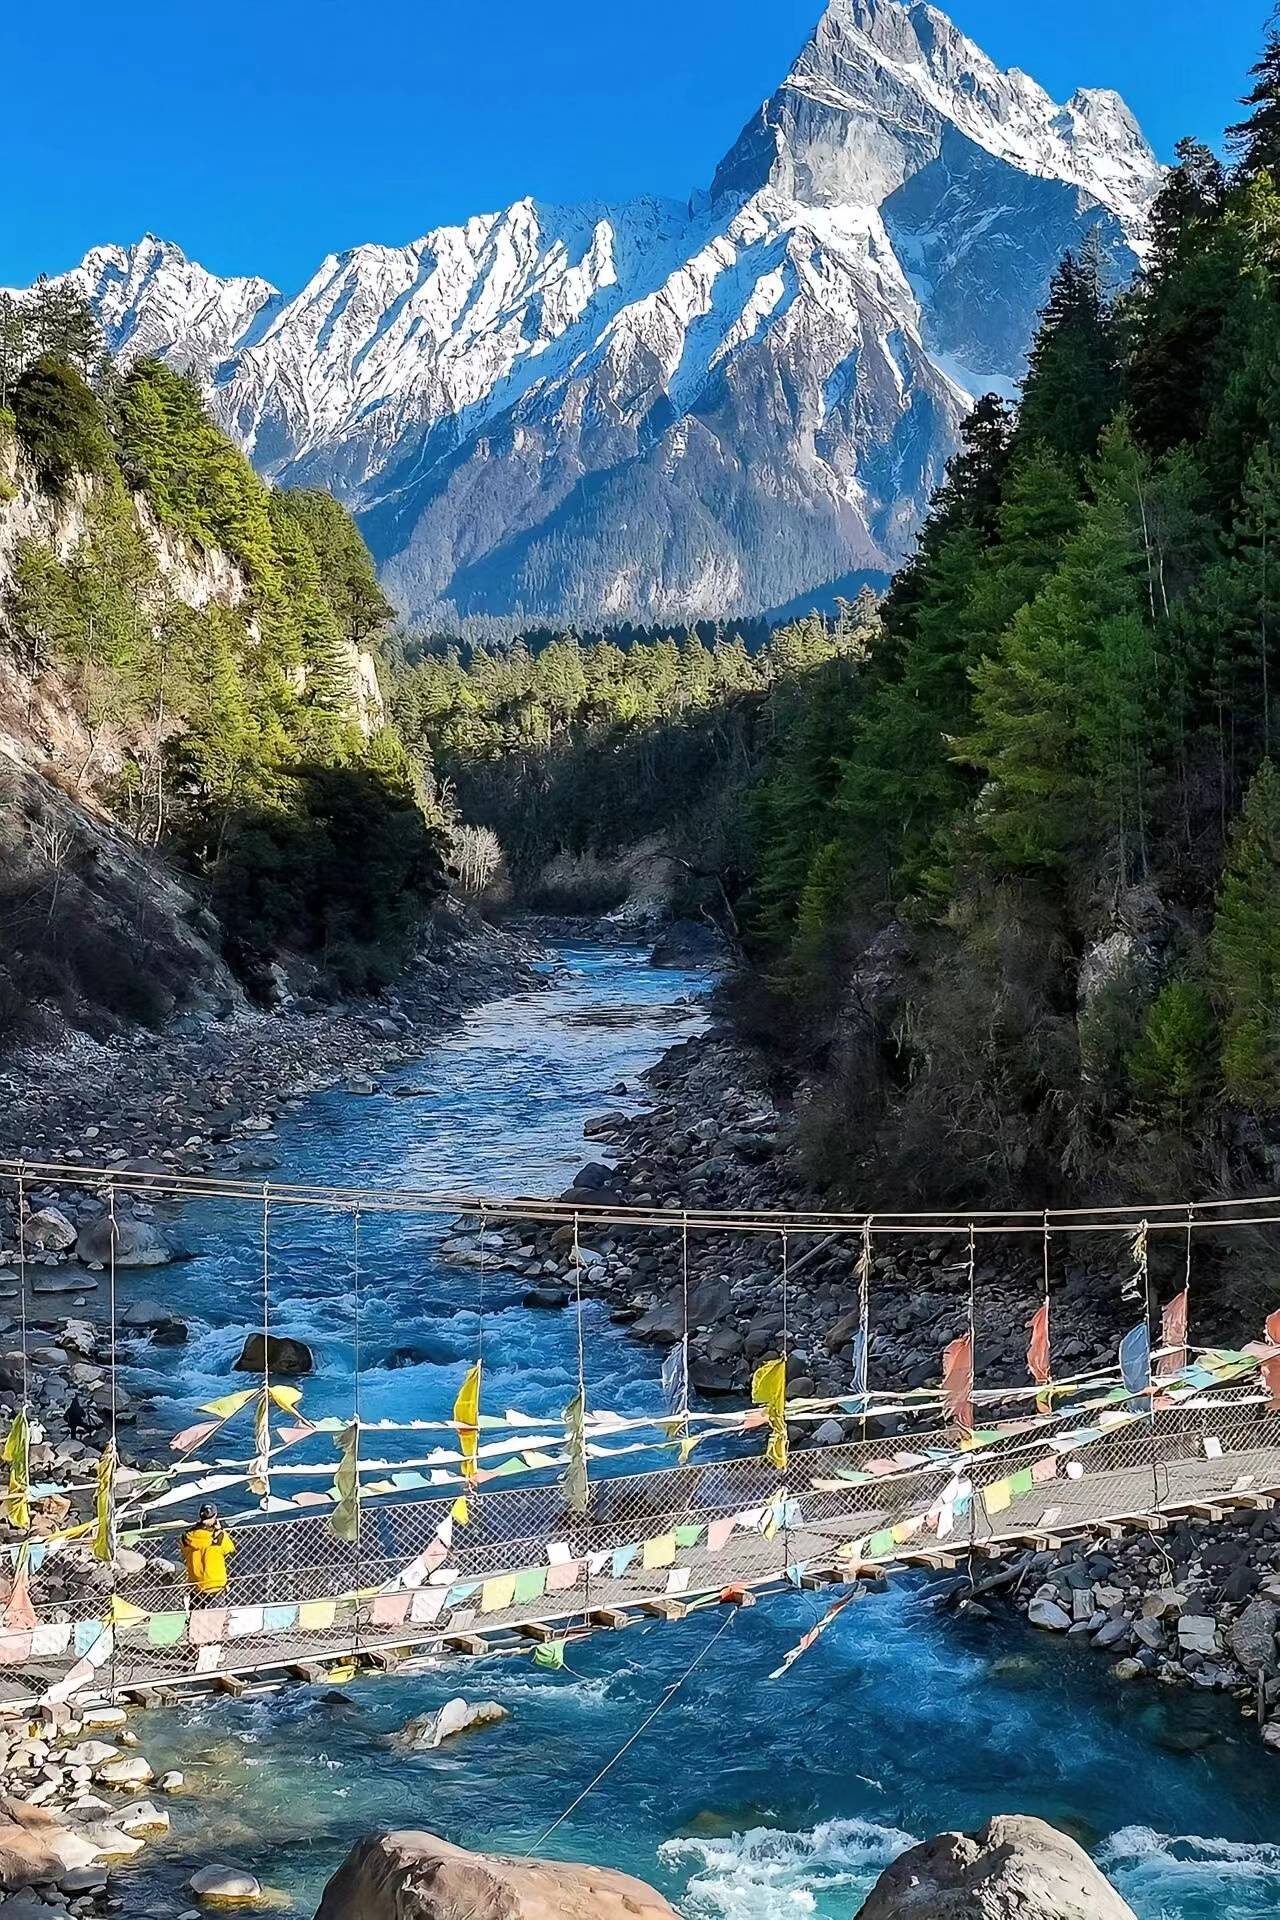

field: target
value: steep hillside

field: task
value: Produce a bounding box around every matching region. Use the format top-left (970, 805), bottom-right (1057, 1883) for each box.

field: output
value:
top-left (0, 337), bottom-right (448, 1046)
top-left (13, 0), bottom-right (1160, 630)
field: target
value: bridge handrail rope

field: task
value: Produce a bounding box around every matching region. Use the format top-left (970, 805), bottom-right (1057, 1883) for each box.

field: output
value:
top-left (14, 1154), bottom-right (1280, 1235)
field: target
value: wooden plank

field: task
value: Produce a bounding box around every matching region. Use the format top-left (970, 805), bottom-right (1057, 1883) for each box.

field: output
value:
top-left (518, 1622), bottom-right (560, 1643)
top-left (216, 1674), bottom-right (247, 1698)
top-left (288, 1662), bottom-right (327, 1684)
top-left (640, 1598), bottom-right (688, 1622)
top-left (444, 1633), bottom-right (489, 1656)
top-left (589, 1607), bottom-right (632, 1630)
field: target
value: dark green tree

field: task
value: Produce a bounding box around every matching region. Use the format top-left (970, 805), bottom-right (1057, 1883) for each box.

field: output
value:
top-left (1212, 757), bottom-right (1280, 1105)
top-left (11, 356), bottom-right (112, 490)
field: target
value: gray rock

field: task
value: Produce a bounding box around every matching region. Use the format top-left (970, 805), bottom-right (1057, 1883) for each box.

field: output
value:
top-left (1229, 1597), bottom-right (1279, 1677)
top-left (22, 1208), bottom-right (77, 1253)
top-left (649, 920), bottom-right (728, 968)
top-left (390, 1698), bottom-right (510, 1751)
top-left (1027, 1596), bottom-right (1073, 1633)
top-left (75, 1215), bottom-right (173, 1269)
top-left (854, 1814), bottom-right (1137, 1919)
top-left (232, 1332), bottom-right (313, 1377)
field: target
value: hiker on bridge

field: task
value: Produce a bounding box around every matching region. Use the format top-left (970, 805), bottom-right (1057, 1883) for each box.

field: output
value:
top-left (182, 1504), bottom-right (236, 1606)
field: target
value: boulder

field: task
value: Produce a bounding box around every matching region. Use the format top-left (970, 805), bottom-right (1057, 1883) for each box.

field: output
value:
top-left (0, 1797), bottom-right (98, 1887)
top-left (391, 1699), bottom-right (510, 1751)
top-left (233, 1332), bottom-right (314, 1377)
top-left (314, 1829), bottom-right (679, 1920)
top-left (75, 1214), bottom-right (173, 1269)
top-left (1229, 1597), bottom-right (1278, 1676)
top-left (854, 1814), bottom-right (1137, 1919)
top-left (21, 1208), bottom-right (77, 1253)
top-left (189, 1863), bottom-right (264, 1905)
top-left (1027, 1597), bottom-right (1072, 1633)
top-left (648, 919), bottom-right (728, 968)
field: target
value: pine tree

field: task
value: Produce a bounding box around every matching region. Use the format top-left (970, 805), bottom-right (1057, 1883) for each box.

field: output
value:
top-left (1212, 758), bottom-right (1280, 1105)
top-left (1015, 244), bottom-right (1120, 464)
top-left (1229, 21), bottom-right (1280, 178)
top-left (1127, 977), bottom-right (1217, 1122)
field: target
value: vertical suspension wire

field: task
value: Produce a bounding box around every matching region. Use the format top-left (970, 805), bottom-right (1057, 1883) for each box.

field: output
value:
top-left (571, 1211), bottom-right (590, 1621)
top-left (780, 1226), bottom-right (792, 1574)
top-left (352, 1202), bottom-right (363, 1647)
top-left (965, 1218), bottom-right (979, 1590)
top-left (856, 1216), bottom-right (872, 1447)
top-left (14, 1165), bottom-right (28, 1412)
top-left (679, 1210), bottom-right (691, 1436)
top-left (107, 1181), bottom-right (119, 1697)
top-left (260, 1184), bottom-right (272, 1411)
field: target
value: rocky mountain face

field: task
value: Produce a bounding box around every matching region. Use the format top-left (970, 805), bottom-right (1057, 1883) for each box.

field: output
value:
top-left (28, 0), bottom-right (1160, 630)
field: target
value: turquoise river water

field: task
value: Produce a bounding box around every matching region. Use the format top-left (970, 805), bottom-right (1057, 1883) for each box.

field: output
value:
top-left (120, 946), bottom-right (1280, 1917)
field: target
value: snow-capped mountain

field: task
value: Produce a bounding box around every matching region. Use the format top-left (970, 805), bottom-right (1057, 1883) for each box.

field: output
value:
top-left (23, 0), bottom-right (1161, 628)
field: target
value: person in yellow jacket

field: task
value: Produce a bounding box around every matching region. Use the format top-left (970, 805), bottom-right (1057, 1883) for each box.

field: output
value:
top-left (182, 1503), bottom-right (236, 1606)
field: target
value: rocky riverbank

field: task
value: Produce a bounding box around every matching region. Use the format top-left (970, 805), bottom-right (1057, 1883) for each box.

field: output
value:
top-left (0, 906), bottom-right (543, 1915)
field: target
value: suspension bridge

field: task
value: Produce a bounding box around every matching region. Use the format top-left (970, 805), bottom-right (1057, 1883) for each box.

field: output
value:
top-left (1, 1160), bottom-right (1280, 1707)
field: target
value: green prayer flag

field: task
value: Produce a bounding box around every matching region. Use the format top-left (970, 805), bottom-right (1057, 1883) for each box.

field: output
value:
top-left (513, 1566), bottom-right (548, 1605)
top-left (2, 1412), bottom-right (29, 1533)
top-left (1010, 1467), bottom-right (1035, 1496)
top-left (675, 1524), bottom-right (704, 1548)
top-left (562, 1392), bottom-right (588, 1517)
top-left (533, 1640), bottom-right (567, 1670)
top-left (329, 1421), bottom-right (360, 1544)
top-left (146, 1610), bottom-right (187, 1649)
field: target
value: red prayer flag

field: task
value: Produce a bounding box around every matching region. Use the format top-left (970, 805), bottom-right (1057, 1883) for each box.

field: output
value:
top-left (1157, 1289), bottom-right (1189, 1379)
top-left (1026, 1300), bottom-right (1051, 1388)
top-left (1264, 1354), bottom-right (1280, 1408)
top-left (942, 1335), bottom-right (974, 1431)
top-left (1266, 1308), bottom-right (1280, 1349)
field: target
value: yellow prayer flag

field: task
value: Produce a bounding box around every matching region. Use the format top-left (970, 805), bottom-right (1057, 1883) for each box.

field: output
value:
top-left (983, 1478), bottom-right (1013, 1515)
top-left (751, 1358), bottom-right (788, 1472)
top-left (199, 1389), bottom-right (257, 1421)
top-left (268, 1385), bottom-right (304, 1415)
top-left (642, 1532), bottom-right (677, 1570)
top-left (454, 1362), bottom-right (482, 1489)
top-left (109, 1596), bottom-right (148, 1625)
top-left (299, 1599), bottom-right (336, 1631)
top-left (480, 1574), bottom-right (517, 1613)
top-left (451, 1496), bottom-right (471, 1526)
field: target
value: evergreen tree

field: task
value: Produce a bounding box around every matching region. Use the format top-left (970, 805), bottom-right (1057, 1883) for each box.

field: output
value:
top-left (11, 355), bottom-right (111, 490)
top-left (1212, 758), bottom-right (1280, 1105)
top-left (1229, 20), bottom-right (1280, 178)
top-left (1015, 244), bottom-right (1120, 464)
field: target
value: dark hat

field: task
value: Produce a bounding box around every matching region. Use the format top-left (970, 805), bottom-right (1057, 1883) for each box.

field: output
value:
top-left (198, 1503), bottom-right (218, 1522)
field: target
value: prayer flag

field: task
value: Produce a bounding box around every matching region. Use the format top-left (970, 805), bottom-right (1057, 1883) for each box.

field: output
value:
top-left (942, 1335), bottom-right (974, 1431)
top-left (850, 1328), bottom-right (869, 1406)
top-left (409, 1588), bottom-right (446, 1625)
top-left (454, 1363), bottom-right (482, 1491)
top-left (545, 1559), bottom-right (580, 1594)
top-left (146, 1611), bottom-right (187, 1649)
top-left (1266, 1308), bottom-right (1280, 1348)
top-left (329, 1422), bottom-right (360, 1544)
top-left (2, 1413), bottom-right (29, 1534)
top-left (983, 1478), bottom-right (1013, 1516)
top-left (643, 1532), bottom-right (677, 1570)
top-left (93, 1440), bottom-right (117, 1566)
top-left (751, 1358), bottom-right (788, 1472)
top-left (196, 1644), bottom-right (223, 1674)
top-left (199, 1389), bottom-right (257, 1421)
top-left (533, 1640), bottom-right (567, 1670)
top-left (1264, 1354), bottom-right (1280, 1409)
top-left (769, 1590), bottom-right (859, 1681)
top-left (370, 1593), bottom-right (410, 1628)
top-left (264, 1605), bottom-right (298, 1633)
top-left (562, 1392), bottom-right (589, 1517)
top-left (706, 1517), bottom-right (735, 1554)
top-left (612, 1543), bottom-right (639, 1579)
top-left (229, 1606), bottom-right (265, 1639)
top-left (4, 1547), bottom-right (35, 1633)
top-left (1026, 1300), bottom-right (1051, 1404)
top-left (298, 1600), bottom-right (336, 1632)
top-left (513, 1567), bottom-right (548, 1605)
top-left (1158, 1289), bottom-right (1189, 1379)
top-left (30, 1622), bottom-right (71, 1659)
top-left (661, 1345), bottom-right (688, 1417)
top-left (1119, 1322), bottom-right (1151, 1396)
top-left (675, 1524), bottom-right (704, 1549)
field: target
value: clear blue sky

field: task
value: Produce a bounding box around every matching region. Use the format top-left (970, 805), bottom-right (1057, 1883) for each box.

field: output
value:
top-left (1, 0), bottom-right (1264, 292)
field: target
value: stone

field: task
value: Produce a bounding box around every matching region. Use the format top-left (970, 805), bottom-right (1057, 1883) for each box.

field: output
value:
top-left (158, 1773), bottom-right (185, 1793)
top-left (314, 1829), bottom-right (679, 1920)
top-left (22, 1209), bottom-right (77, 1253)
top-left (391, 1699), bottom-right (510, 1751)
top-left (853, 1814), bottom-right (1138, 1919)
top-left (95, 1755), bottom-right (153, 1788)
top-left (812, 1419), bottom-right (845, 1448)
top-left (188, 1864), bottom-right (263, 1905)
top-left (0, 1797), bottom-right (97, 1883)
top-left (82, 1821), bottom-right (144, 1859)
top-left (75, 1216), bottom-right (173, 1269)
top-left (648, 920), bottom-right (728, 969)
top-left (1177, 1615), bottom-right (1221, 1657)
top-left (232, 1333), bottom-right (313, 1377)
top-left (1229, 1597), bottom-right (1279, 1677)
top-left (115, 1799), bottom-right (169, 1835)
top-left (1027, 1596), bottom-right (1072, 1633)
top-left (522, 1288), bottom-right (569, 1311)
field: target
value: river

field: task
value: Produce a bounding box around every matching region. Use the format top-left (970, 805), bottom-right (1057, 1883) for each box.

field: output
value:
top-left (121, 945), bottom-right (1280, 1918)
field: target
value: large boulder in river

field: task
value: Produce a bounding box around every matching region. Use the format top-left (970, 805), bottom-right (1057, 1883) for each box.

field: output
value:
top-left (0, 1797), bottom-right (99, 1886)
top-left (389, 1699), bottom-right (510, 1750)
top-left (76, 1214), bottom-right (173, 1268)
top-left (313, 1829), bottom-right (679, 1920)
top-left (648, 918), bottom-right (728, 968)
top-left (22, 1207), bottom-right (78, 1252)
top-left (233, 1332), bottom-right (314, 1377)
top-left (854, 1815), bottom-right (1136, 1919)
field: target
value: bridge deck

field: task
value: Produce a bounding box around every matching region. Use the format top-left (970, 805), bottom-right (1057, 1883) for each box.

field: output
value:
top-left (4, 1402), bottom-right (1276, 1708)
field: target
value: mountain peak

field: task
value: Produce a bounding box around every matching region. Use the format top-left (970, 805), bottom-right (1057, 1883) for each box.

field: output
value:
top-left (712, 0), bottom-right (1159, 238)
